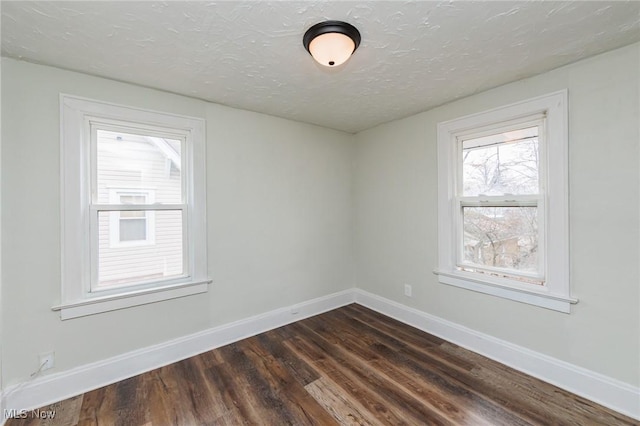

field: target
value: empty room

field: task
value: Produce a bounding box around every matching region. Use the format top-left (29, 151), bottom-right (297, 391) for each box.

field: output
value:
top-left (1, 1), bottom-right (639, 425)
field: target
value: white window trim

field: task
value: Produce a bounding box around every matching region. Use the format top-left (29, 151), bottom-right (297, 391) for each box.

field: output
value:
top-left (108, 189), bottom-right (156, 248)
top-left (435, 90), bottom-right (576, 313)
top-left (57, 94), bottom-right (210, 320)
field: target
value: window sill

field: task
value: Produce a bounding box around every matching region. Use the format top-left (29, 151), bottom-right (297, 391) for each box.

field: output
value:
top-left (53, 279), bottom-right (211, 320)
top-left (434, 269), bottom-right (577, 313)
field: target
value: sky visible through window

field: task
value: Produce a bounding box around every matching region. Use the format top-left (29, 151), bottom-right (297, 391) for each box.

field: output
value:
top-left (462, 126), bottom-right (539, 197)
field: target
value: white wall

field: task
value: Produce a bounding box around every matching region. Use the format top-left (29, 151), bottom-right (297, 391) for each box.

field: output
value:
top-left (1, 58), bottom-right (354, 387)
top-left (354, 43), bottom-right (640, 386)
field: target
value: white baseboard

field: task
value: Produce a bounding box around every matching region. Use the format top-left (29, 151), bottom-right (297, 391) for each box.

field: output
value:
top-left (2, 289), bottom-right (355, 414)
top-left (354, 289), bottom-right (640, 421)
top-left (3, 288), bottom-right (638, 422)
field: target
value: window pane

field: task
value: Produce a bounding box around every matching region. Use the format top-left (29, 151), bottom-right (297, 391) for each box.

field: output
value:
top-left (96, 129), bottom-right (182, 204)
top-left (462, 126), bottom-right (539, 196)
top-left (97, 210), bottom-right (184, 289)
top-left (462, 206), bottom-right (539, 274)
top-left (119, 217), bottom-right (146, 241)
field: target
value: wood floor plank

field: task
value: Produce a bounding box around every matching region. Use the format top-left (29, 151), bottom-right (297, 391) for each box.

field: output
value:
top-left (340, 305), bottom-right (476, 372)
top-left (143, 369), bottom-right (182, 426)
top-left (239, 337), bottom-right (339, 425)
top-left (322, 309), bottom-right (534, 422)
top-left (218, 341), bottom-right (314, 425)
top-left (321, 309), bottom-right (557, 425)
top-left (293, 309), bottom-right (635, 426)
top-left (346, 304), bottom-right (448, 347)
top-left (6, 304), bottom-right (638, 426)
top-left (113, 374), bottom-right (150, 425)
top-left (304, 377), bottom-right (381, 426)
top-left (171, 357), bottom-right (226, 425)
top-left (440, 342), bottom-right (637, 425)
top-left (303, 310), bottom-right (522, 426)
top-left (204, 359), bottom-right (261, 424)
top-left (79, 383), bottom-right (118, 425)
top-left (150, 363), bottom-right (200, 425)
top-left (286, 320), bottom-right (453, 425)
top-left (44, 395), bottom-right (83, 426)
top-left (258, 329), bottom-right (321, 386)
top-left (282, 332), bottom-right (418, 425)
top-left (193, 347), bottom-right (226, 369)
top-left (343, 307), bottom-right (637, 425)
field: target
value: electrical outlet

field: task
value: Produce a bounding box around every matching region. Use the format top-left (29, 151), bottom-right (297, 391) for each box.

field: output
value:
top-left (404, 284), bottom-right (412, 297)
top-left (39, 352), bottom-right (55, 371)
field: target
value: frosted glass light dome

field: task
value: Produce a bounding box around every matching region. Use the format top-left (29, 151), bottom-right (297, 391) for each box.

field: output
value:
top-left (303, 21), bottom-right (361, 67)
top-left (308, 32), bottom-right (355, 67)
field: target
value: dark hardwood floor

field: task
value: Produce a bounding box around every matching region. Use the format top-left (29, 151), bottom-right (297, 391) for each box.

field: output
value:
top-left (7, 304), bottom-right (638, 425)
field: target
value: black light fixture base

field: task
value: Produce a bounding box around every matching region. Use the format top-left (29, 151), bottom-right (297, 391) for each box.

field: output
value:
top-left (303, 20), bottom-right (361, 56)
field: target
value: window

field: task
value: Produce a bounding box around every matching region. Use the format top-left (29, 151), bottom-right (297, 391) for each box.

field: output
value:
top-left (459, 123), bottom-right (543, 281)
top-left (59, 95), bottom-right (209, 319)
top-left (109, 189), bottom-right (156, 247)
top-left (436, 91), bottom-right (576, 312)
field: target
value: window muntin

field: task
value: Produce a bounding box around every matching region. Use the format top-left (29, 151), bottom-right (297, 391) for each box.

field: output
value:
top-left (455, 121), bottom-right (544, 283)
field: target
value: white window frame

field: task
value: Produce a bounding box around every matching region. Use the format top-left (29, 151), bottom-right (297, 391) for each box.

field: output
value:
top-left (58, 95), bottom-right (210, 320)
top-left (456, 117), bottom-right (545, 282)
top-left (436, 90), bottom-right (576, 313)
top-left (108, 189), bottom-right (156, 248)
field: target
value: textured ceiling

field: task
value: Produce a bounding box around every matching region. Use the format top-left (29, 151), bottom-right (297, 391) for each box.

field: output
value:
top-left (2, 1), bottom-right (640, 133)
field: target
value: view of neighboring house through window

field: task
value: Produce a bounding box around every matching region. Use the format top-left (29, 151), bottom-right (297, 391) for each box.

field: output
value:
top-left (95, 129), bottom-right (184, 291)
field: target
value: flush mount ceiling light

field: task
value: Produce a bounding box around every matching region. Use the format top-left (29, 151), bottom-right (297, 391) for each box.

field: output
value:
top-left (303, 20), bottom-right (361, 67)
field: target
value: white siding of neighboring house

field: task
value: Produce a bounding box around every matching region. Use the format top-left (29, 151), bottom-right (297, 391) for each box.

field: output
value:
top-left (96, 134), bottom-right (183, 288)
